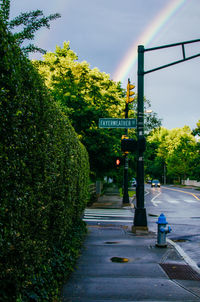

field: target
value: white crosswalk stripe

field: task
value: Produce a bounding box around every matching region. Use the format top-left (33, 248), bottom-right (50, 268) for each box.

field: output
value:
top-left (83, 208), bottom-right (134, 223)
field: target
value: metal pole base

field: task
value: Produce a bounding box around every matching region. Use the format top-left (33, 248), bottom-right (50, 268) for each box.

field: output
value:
top-left (132, 225), bottom-right (148, 234)
top-left (123, 194), bottom-right (130, 204)
top-left (156, 243), bottom-right (167, 248)
top-left (133, 207), bottom-right (148, 227)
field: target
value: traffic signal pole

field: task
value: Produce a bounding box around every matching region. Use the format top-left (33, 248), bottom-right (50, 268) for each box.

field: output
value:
top-left (123, 154), bottom-right (129, 204)
top-left (133, 39), bottom-right (200, 232)
top-left (133, 46), bottom-right (148, 231)
top-left (123, 79), bottom-right (135, 204)
top-left (122, 87), bottom-right (129, 204)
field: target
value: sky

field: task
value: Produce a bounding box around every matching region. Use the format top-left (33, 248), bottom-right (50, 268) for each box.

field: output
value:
top-left (10, 0), bottom-right (200, 130)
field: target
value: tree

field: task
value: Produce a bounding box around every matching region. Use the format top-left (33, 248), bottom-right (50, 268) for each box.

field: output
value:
top-left (34, 42), bottom-right (163, 178)
top-left (167, 133), bottom-right (196, 182)
top-left (0, 0), bottom-right (61, 55)
top-left (130, 97), bottom-right (162, 133)
top-left (191, 120), bottom-right (200, 181)
top-left (145, 127), bottom-right (168, 181)
top-left (192, 119), bottom-right (200, 137)
top-left (146, 126), bottom-right (197, 183)
top-left (190, 141), bottom-right (200, 181)
top-left (34, 42), bottom-right (125, 178)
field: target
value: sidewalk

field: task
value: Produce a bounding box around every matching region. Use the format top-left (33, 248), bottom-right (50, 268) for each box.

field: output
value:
top-left (62, 193), bottom-right (200, 302)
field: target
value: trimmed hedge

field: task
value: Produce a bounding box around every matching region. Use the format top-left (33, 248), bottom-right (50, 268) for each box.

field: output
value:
top-left (0, 20), bottom-right (89, 301)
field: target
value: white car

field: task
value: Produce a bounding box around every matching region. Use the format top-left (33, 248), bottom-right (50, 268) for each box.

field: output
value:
top-left (131, 178), bottom-right (137, 187)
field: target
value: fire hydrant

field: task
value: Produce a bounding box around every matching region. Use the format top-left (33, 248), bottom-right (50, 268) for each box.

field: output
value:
top-left (156, 213), bottom-right (171, 247)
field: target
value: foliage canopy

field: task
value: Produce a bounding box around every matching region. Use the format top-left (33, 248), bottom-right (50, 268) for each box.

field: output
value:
top-left (0, 17), bottom-right (89, 301)
top-left (34, 42), bottom-right (162, 178)
top-left (34, 42), bottom-right (126, 177)
top-left (0, 0), bottom-right (61, 54)
top-left (145, 126), bottom-right (199, 183)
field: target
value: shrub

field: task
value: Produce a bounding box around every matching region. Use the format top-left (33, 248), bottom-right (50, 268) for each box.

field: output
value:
top-left (0, 19), bottom-right (89, 301)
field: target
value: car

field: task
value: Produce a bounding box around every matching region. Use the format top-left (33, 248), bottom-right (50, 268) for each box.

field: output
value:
top-left (151, 179), bottom-right (161, 187)
top-left (130, 178), bottom-right (137, 187)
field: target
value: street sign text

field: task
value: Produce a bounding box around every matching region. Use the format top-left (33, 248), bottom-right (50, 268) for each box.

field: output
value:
top-left (99, 118), bottom-right (137, 128)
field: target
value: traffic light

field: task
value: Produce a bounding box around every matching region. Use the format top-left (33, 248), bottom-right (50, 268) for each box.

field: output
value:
top-left (115, 157), bottom-right (122, 168)
top-left (121, 137), bottom-right (146, 153)
top-left (116, 158), bottom-right (121, 166)
top-left (126, 79), bottom-right (135, 103)
top-left (121, 138), bottom-right (137, 152)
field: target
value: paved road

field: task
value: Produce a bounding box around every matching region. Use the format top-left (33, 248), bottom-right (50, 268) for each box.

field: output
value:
top-left (72, 189), bottom-right (200, 301)
top-left (83, 185), bottom-right (200, 268)
top-left (145, 185), bottom-right (200, 268)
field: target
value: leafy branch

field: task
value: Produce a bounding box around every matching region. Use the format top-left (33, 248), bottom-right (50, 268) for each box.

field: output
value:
top-left (0, 0), bottom-right (61, 55)
top-left (0, 0), bottom-right (10, 22)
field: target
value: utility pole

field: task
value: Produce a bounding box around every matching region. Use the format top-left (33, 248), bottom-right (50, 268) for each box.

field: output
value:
top-left (164, 163), bottom-right (166, 185)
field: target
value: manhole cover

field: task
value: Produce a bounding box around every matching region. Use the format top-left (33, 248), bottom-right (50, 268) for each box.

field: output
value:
top-left (160, 263), bottom-right (200, 281)
top-left (110, 257), bottom-right (129, 263)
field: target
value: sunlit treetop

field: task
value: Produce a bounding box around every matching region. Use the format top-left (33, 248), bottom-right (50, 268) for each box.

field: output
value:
top-left (0, 0), bottom-right (61, 55)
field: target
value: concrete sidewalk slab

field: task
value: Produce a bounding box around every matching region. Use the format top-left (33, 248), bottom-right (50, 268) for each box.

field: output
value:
top-left (63, 277), bottom-right (197, 301)
top-left (62, 194), bottom-right (200, 301)
top-left (62, 224), bottom-right (200, 301)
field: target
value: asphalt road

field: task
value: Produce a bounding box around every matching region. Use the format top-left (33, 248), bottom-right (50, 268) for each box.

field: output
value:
top-left (83, 185), bottom-right (200, 269)
top-left (145, 184), bottom-right (200, 268)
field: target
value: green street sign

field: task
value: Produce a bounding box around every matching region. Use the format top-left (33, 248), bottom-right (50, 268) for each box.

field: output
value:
top-left (99, 118), bottom-right (137, 128)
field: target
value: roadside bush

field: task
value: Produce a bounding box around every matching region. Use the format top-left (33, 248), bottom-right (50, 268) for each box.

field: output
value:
top-left (0, 19), bottom-right (89, 301)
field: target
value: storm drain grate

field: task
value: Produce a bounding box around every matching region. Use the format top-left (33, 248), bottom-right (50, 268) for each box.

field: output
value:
top-left (160, 263), bottom-right (200, 281)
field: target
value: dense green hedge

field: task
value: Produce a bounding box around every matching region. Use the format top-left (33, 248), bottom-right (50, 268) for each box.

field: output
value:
top-left (0, 20), bottom-right (89, 301)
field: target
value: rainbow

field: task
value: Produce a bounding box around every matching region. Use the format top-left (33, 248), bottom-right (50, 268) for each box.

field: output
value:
top-left (112, 0), bottom-right (187, 84)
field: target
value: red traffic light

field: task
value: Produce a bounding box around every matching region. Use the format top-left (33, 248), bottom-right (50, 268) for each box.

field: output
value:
top-left (114, 157), bottom-right (123, 168)
top-left (116, 158), bottom-right (121, 166)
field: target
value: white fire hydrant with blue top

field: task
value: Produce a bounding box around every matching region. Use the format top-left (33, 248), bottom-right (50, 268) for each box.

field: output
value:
top-left (156, 213), bottom-right (171, 247)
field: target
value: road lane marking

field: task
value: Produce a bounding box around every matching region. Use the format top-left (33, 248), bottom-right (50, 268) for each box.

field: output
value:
top-left (183, 199), bottom-right (197, 203)
top-left (84, 213), bottom-right (133, 217)
top-left (166, 199), bottom-right (180, 204)
top-left (85, 209), bottom-right (132, 213)
top-left (151, 192), bottom-right (162, 207)
top-left (83, 209), bottom-right (134, 223)
top-left (162, 186), bottom-right (200, 201)
top-left (84, 210), bottom-right (133, 216)
top-left (83, 218), bottom-right (133, 223)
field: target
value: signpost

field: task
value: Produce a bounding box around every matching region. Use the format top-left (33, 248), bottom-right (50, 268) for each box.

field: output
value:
top-left (99, 117), bottom-right (136, 205)
top-left (99, 118), bottom-right (136, 129)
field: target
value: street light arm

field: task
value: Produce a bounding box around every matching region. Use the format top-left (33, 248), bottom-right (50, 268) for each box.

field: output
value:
top-left (144, 53), bottom-right (200, 75)
top-left (144, 39), bottom-right (200, 52)
top-left (144, 38), bottom-right (200, 75)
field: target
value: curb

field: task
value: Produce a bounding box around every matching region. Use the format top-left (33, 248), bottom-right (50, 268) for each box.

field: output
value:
top-left (167, 238), bottom-right (200, 274)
